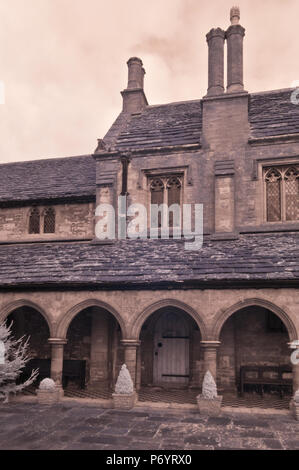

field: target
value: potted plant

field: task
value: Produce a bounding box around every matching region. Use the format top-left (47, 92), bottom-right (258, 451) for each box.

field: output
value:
top-left (196, 370), bottom-right (223, 416)
top-left (112, 364), bottom-right (137, 410)
top-left (36, 378), bottom-right (60, 405)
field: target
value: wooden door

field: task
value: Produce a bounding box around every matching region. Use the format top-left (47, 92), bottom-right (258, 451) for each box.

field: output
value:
top-left (153, 312), bottom-right (189, 386)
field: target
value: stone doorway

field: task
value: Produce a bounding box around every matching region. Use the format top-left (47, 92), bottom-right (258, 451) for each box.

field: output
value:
top-left (139, 306), bottom-right (202, 389)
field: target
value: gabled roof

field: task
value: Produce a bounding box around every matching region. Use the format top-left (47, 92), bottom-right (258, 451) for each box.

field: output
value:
top-left (0, 233), bottom-right (297, 288)
top-left (0, 155), bottom-right (96, 205)
top-left (108, 100), bottom-right (203, 151)
top-left (0, 89), bottom-right (298, 205)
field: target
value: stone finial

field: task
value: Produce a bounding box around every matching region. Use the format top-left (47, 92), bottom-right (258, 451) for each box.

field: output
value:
top-left (230, 6), bottom-right (240, 25)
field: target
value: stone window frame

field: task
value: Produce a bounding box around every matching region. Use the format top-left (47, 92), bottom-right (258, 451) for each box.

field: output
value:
top-left (28, 205), bottom-right (56, 235)
top-left (144, 168), bottom-right (185, 231)
top-left (256, 158), bottom-right (299, 225)
top-left (263, 164), bottom-right (298, 223)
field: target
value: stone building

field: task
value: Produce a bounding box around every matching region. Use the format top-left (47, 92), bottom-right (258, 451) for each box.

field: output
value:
top-left (0, 7), bottom-right (298, 407)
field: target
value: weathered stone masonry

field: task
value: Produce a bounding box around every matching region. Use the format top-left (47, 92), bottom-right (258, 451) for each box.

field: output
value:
top-left (0, 7), bottom-right (298, 404)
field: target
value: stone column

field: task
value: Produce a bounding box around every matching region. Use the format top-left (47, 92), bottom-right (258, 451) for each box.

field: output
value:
top-left (226, 7), bottom-right (245, 93)
top-left (206, 28), bottom-right (225, 96)
top-left (121, 340), bottom-right (141, 388)
top-left (201, 341), bottom-right (221, 382)
top-left (48, 338), bottom-right (67, 396)
top-left (289, 343), bottom-right (299, 393)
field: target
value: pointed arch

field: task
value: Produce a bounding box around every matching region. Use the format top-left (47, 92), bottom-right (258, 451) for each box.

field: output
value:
top-left (0, 299), bottom-right (54, 336)
top-left (56, 299), bottom-right (126, 339)
top-left (130, 298), bottom-right (208, 340)
top-left (212, 298), bottom-right (297, 341)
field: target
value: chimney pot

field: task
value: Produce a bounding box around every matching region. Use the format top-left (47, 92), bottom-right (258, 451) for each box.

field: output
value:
top-left (226, 7), bottom-right (245, 93)
top-left (121, 57), bottom-right (148, 113)
top-left (230, 6), bottom-right (240, 25)
top-left (127, 57), bottom-right (145, 89)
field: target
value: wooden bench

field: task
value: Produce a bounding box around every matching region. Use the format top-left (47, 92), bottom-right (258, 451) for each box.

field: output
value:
top-left (20, 358), bottom-right (86, 389)
top-left (240, 365), bottom-right (292, 398)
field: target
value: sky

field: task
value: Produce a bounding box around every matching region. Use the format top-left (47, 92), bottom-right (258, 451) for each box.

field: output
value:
top-left (0, 0), bottom-right (298, 163)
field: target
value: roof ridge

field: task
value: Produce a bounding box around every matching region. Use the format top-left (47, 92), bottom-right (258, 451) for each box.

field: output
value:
top-left (0, 154), bottom-right (93, 168)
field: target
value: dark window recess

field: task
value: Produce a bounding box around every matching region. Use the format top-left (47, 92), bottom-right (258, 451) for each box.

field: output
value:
top-left (29, 207), bottom-right (40, 234)
top-left (121, 157), bottom-right (129, 196)
top-left (43, 207), bottom-right (56, 233)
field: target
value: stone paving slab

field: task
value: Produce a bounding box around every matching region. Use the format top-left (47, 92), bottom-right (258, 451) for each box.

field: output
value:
top-left (0, 401), bottom-right (298, 450)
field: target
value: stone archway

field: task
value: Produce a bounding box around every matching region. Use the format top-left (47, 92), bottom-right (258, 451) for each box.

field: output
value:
top-left (138, 304), bottom-right (205, 391)
top-left (4, 303), bottom-right (52, 387)
top-left (215, 300), bottom-right (296, 404)
top-left (0, 299), bottom-right (53, 336)
top-left (131, 299), bottom-right (208, 341)
top-left (60, 301), bottom-right (125, 392)
top-left (56, 299), bottom-right (126, 340)
top-left (212, 298), bottom-right (297, 342)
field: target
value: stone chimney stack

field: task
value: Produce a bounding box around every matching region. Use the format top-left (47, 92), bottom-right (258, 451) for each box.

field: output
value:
top-left (206, 28), bottom-right (226, 96)
top-left (226, 6), bottom-right (245, 93)
top-left (121, 57), bottom-right (148, 113)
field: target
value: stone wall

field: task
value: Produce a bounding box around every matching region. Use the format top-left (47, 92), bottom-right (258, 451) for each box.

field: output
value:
top-left (0, 202), bottom-right (95, 242)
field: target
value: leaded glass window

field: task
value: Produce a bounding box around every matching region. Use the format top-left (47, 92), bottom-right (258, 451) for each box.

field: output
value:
top-left (29, 207), bottom-right (40, 234)
top-left (264, 165), bottom-right (298, 222)
top-left (43, 207), bottom-right (56, 233)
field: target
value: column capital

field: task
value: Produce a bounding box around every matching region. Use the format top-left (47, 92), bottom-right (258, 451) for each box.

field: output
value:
top-left (200, 340), bottom-right (221, 349)
top-left (121, 339), bottom-right (141, 348)
top-left (48, 338), bottom-right (68, 346)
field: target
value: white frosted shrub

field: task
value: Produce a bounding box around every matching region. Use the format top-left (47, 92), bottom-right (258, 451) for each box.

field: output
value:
top-left (202, 370), bottom-right (218, 399)
top-left (115, 364), bottom-right (134, 394)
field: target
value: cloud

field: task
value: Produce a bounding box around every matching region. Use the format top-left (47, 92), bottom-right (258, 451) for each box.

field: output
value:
top-left (0, 0), bottom-right (298, 163)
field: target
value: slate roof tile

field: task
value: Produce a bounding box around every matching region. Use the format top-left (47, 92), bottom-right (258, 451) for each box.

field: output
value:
top-left (0, 233), bottom-right (297, 287)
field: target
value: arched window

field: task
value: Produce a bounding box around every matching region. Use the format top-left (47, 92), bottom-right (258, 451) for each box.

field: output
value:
top-left (28, 207), bottom-right (40, 234)
top-left (166, 176), bottom-right (181, 227)
top-left (264, 165), bottom-right (298, 222)
top-left (43, 207), bottom-right (56, 233)
top-left (265, 168), bottom-right (282, 222)
top-left (284, 167), bottom-right (298, 221)
top-left (150, 178), bottom-right (164, 228)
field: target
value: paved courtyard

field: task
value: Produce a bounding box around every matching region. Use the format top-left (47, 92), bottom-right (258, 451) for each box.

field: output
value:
top-left (0, 400), bottom-right (298, 450)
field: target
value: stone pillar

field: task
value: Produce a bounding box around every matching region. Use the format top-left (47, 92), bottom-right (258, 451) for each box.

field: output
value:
top-left (289, 343), bottom-right (299, 392)
top-left (121, 57), bottom-right (148, 113)
top-left (90, 310), bottom-right (109, 385)
top-left (206, 28), bottom-right (225, 96)
top-left (48, 338), bottom-right (67, 395)
top-left (136, 345), bottom-right (142, 391)
top-left (121, 340), bottom-right (141, 388)
top-left (293, 362), bottom-right (299, 393)
top-left (226, 7), bottom-right (245, 93)
top-left (201, 341), bottom-right (221, 383)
